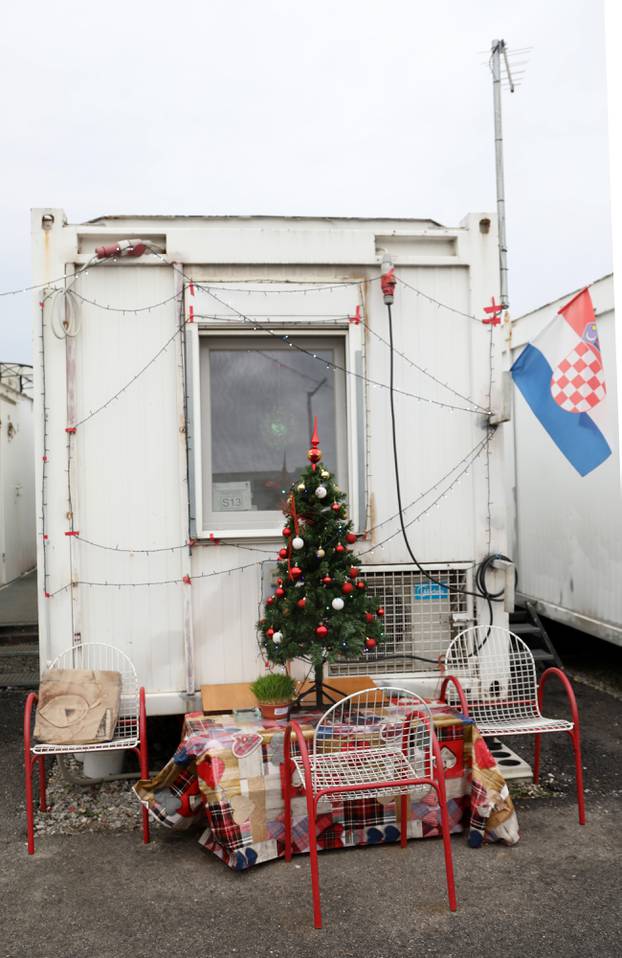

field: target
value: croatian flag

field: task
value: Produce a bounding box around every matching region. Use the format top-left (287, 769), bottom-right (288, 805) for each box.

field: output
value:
top-left (511, 288), bottom-right (611, 476)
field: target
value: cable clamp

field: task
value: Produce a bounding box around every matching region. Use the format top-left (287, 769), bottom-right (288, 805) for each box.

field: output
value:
top-left (64, 530), bottom-right (79, 537)
top-left (183, 575), bottom-right (192, 585)
top-left (65, 426), bottom-right (77, 434)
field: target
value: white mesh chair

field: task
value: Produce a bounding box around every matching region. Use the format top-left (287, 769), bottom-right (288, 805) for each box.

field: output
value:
top-left (24, 642), bottom-right (150, 853)
top-left (283, 687), bottom-right (457, 929)
top-left (440, 626), bottom-right (585, 824)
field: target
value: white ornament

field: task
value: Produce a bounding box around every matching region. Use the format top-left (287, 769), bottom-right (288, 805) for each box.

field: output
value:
top-left (292, 536), bottom-right (304, 550)
top-left (316, 548), bottom-right (325, 559)
top-left (294, 580), bottom-right (304, 588)
top-left (272, 631), bottom-right (282, 644)
top-left (331, 597), bottom-right (345, 611)
top-left (315, 485), bottom-right (327, 499)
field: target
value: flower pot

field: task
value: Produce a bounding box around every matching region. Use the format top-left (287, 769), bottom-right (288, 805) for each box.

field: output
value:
top-left (258, 701), bottom-right (291, 721)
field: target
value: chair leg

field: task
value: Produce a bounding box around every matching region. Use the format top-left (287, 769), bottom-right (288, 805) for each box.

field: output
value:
top-left (25, 754), bottom-right (35, 855)
top-left (138, 688), bottom-right (150, 844)
top-left (139, 740), bottom-right (150, 844)
top-left (400, 794), bottom-right (409, 848)
top-left (570, 728), bottom-right (586, 825)
top-left (437, 786), bottom-right (458, 913)
top-left (37, 757), bottom-right (47, 812)
top-left (283, 765), bottom-right (293, 862)
top-left (533, 733), bottom-right (542, 784)
top-left (307, 797), bottom-right (322, 930)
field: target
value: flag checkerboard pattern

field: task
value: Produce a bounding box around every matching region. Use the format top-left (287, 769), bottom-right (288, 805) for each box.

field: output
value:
top-left (550, 341), bottom-right (606, 413)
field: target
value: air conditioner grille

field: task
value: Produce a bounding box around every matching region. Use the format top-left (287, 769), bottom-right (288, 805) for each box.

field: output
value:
top-left (329, 566), bottom-right (470, 676)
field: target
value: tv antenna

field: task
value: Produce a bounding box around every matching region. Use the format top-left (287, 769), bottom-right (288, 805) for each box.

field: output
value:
top-left (488, 40), bottom-right (532, 310)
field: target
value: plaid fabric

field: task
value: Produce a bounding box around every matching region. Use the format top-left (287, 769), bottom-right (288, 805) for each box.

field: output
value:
top-left (134, 704), bottom-right (519, 871)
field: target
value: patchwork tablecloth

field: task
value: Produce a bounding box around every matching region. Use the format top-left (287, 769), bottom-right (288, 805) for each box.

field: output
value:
top-left (134, 705), bottom-right (519, 871)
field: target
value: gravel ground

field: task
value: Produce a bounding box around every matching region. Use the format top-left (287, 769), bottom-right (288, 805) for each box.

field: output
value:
top-left (2, 639), bottom-right (621, 958)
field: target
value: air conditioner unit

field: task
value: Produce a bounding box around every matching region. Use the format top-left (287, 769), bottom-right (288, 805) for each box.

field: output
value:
top-left (329, 563), bottom-right (475, 678)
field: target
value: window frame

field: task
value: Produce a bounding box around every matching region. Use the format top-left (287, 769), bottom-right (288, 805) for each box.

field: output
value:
top-left (190, 321), bottom-right (365, 540)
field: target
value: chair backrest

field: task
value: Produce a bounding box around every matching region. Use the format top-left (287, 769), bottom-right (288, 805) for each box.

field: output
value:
top-left (48, 643), bottom-right (139, 740)
top-left (313, 686), bottom-right (433, 785)
top-left (444, 626), bottom-right (539, 723)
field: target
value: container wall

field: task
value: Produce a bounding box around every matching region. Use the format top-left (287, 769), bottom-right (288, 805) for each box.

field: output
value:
top-left (510, 275), bottom-right (622, 645)
top-left (32, 211), bottom-right (507, 711)
top-left (0, 386), bottom-right (35, 584)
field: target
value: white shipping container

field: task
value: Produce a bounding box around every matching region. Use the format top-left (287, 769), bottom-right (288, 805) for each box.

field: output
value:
top-left (507, 274), bottom-right (622, 647)
top-left (0, 364), bottom-right (35, 585)
top-left (32, 210), bottom-right (511, 714)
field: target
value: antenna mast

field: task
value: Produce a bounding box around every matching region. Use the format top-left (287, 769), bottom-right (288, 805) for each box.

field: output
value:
top-left (490, 38), bottom-right (514, 310)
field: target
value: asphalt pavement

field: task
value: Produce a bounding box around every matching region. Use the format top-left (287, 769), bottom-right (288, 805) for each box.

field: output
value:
top-left (1, 648), bottom-right (621, 958)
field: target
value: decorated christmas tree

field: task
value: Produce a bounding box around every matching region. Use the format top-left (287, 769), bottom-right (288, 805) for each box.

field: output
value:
top-left (258, 418), bottom-right (384, 707)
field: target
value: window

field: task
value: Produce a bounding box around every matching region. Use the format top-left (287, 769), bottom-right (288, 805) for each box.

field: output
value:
top-left (197, 334), bottom-right (349, 535)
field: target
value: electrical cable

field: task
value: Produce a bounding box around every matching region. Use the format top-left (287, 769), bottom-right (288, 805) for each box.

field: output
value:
top-left (385, 300), bottom-right (506, 630)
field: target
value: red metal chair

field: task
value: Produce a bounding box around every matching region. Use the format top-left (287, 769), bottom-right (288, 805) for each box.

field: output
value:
top-left (283, 686), bottom-right (457, 929)
top-left (24, 642), bottom-right (150, 853)
top-left (441, 626), bottom-right (585, 824)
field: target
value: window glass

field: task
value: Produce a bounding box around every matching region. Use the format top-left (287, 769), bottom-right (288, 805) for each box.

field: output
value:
top-left (200, 337), bottom-right (345, 527)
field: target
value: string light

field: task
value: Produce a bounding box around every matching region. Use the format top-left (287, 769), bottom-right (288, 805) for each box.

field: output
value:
top-left (69, 433), bottom-right (490, 555)
top-left (45, 558), bottom-right (262, 596)
top-left (395, 275), bottom-right (484, 324)
top-left (358, 431), bottom-right (493, 557)
top-left (190, 284), bottom-right (486, 415)
top-left (49, 440), bottom-right (490, 593)
top-left (37, 249), bottom-right (500, 605)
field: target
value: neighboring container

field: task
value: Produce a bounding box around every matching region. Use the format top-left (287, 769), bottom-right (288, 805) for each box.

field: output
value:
top-left (32, 210), bottom-right (511, 714)
top-left (0, 364), bottom-right (36, 586)
top-left (506, 274), bottom-right (622, 647)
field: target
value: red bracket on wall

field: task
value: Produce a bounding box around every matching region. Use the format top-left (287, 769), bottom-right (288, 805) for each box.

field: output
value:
top-left (183, 575), bottom-right (192, 585)
top-left (64, 530), bottom-right (79, 537)
top-left (482, 297), bottom-right (503, 326)
top-left (349, 305), bottom-right (361, 325)
top-left (65, 426), bottom-right (77, 434)
top-left (43, 591), bottom-right (51, 598)
top-left (208, 533), bottom-right (221, 545)
top-left (188, 280), bottom-right (195, 296)
top-left (188, 305), bottom-right (195, 323)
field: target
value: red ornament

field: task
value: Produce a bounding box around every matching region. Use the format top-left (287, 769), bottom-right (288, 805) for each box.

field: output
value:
top-left (267, 597), bottom-right (274, 606)
top-left (277, 578), bottom-right (283, 585)
top-left (331, 503), bottom-right (341, 513)
top-left (275, 587), bottom-right (285, 598)
top-left (278, 548), bottom-right (288, 559)
top-left (377, 607), bottom-right (385, 617)
top-left (267, 628), bottom-right (275, 638)
top-left (342, 582), bottom-right (354, 595)
top-left (291, 566), bottom-right (302, 579)
top-left (307, 448), bottom-right (322, 464)
top-left (296, 597), bottom-right (306, 609)
top-left (365, 612), bottom-right (374, 623)
top-left (356, 581), bottom-right (366, 590)
top-left (335, 543), bottom-right (345, 553)
top-left (345, 532), bottom-right (358, 544)
top-left (282, 527), bottom-right (292, 537)
top-left (348, 567), bottom-right (360, 579)
top-left (364, 637), bottom-right (377, 650)
top-left (315, 624), bottom-right (328, 638)
top-left (322, 575), bottom-right (332, 585)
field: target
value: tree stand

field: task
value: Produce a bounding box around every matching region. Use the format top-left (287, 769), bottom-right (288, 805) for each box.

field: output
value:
top-left (292, 662), bottom-right (345, 710)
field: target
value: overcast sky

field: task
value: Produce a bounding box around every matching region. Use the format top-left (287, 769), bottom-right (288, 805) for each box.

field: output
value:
top-left (0, 0), bottom-right (611, 364)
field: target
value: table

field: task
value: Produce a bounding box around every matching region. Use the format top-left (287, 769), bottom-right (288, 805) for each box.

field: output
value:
top-left (134, 705), bottom-right (519, 871)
